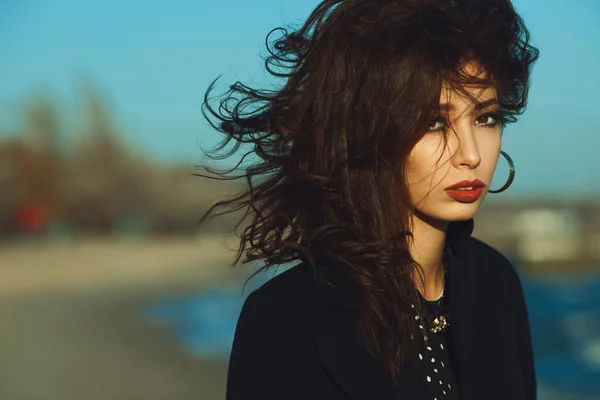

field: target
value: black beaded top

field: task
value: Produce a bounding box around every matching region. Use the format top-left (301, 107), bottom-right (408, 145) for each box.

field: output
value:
top-left (408, 243), bottom-right (460, 400)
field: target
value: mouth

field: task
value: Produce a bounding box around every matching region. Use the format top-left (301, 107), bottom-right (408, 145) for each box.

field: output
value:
top-left (445, 187), bottom-right (483, 203)
top-left (444, 179), bottom-right (485, 203)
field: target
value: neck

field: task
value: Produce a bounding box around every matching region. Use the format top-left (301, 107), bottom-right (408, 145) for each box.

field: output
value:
top-left (409, 210), bottom-right (448, 301)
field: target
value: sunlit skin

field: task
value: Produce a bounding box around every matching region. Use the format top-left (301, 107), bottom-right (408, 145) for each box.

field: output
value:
top-left (406, 65), bottom-right (502, 300)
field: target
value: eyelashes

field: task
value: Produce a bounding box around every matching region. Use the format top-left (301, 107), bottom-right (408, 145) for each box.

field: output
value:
top-left (475, 112), bottom-right (501, 128)
top-left (427, 112), bottom-right (501, 133)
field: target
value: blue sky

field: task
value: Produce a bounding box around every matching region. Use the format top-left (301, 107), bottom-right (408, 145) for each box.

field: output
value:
top-left (1, 0), bottom-right (599, 197)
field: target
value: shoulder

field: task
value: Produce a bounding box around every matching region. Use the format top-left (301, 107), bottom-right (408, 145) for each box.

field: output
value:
top-left (228, 263), bottom-right (352, 399)
top-left (235, 262), bottom-right (323, 341)
top-left (466, 237), bottom-right (526, 307)
top-left (242, 262), bottom-right (319, 314)
top-left (466, 236), bottom-right (511, 263)
top-left (467, 236), bottom-right (516, 276)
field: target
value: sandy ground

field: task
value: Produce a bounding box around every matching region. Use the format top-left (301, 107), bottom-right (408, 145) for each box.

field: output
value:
top-left (0, 235), bottom-right (245, 400)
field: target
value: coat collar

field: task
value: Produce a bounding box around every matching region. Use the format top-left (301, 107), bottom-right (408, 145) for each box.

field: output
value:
top-left (312, 218), bottom-right (476, 400)
top-left (313, 218), bottom-right (474, 310)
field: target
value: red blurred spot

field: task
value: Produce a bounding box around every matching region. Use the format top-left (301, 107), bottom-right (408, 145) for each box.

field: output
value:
top-left (14, 204), bottom-right (51, 233)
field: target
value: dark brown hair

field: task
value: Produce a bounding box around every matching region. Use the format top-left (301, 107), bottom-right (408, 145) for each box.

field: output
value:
top-left (198, 0), bottom-right (538, 380)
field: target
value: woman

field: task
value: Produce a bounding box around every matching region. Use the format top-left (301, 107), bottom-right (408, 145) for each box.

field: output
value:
top-left (199, 0), bottom-right (539, 399)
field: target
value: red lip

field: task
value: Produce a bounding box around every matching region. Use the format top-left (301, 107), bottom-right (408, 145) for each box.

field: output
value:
top-left (445, 179), bottom-right (486, 203)
top-left (445, 179), bottom-right (485, 190)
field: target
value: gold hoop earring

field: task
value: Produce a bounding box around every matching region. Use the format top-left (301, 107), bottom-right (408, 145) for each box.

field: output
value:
top-left (489, 150), bottom-right (515, 194)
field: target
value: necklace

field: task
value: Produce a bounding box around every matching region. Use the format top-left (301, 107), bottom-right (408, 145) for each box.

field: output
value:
top-left (420, 247), bottom-right (451, 334)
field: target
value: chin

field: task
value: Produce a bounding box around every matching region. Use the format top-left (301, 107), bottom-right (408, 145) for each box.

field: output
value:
top-left (417, 201), bottom-right (482, 225)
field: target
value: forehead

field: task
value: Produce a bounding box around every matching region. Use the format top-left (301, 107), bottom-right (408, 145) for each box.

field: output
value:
top-left (439, 62), bottom-right (498, 106)
top-left (439, 85), bottom-right (498, 105)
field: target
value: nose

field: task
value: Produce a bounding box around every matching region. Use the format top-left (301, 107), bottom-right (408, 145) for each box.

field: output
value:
top-left (451, 123), bottom-right (481, 169)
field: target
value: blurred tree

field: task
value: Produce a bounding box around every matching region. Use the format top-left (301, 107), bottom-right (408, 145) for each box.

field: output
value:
top-left (0, 80), bottom-right (249, 238)
top-left (63, 82), bottom-right (141, 234)
top-left (23, 93), bottom-right (61, 154)
top-left (10, 94), bottom-right (62, 234)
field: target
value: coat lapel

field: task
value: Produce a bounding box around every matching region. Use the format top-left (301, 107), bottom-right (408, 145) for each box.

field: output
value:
top-left (447, 253), bottom-right (476, 400)
top-left (446, 218), bottom-right (477, 400)
top-left (315, 311), bottom-right (424, 400)
top-left (312, 254), bottom-right (417, 400)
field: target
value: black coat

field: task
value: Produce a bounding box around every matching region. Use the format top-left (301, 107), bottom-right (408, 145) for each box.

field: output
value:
top-left (226, 219), bottom-right (537, 400)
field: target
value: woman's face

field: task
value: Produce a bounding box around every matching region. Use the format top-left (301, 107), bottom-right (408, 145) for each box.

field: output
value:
top-left (406, 70), bottom-right (502, 224)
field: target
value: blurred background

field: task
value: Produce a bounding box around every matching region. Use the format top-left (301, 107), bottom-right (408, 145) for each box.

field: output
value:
top-left (0, 0), bottom-right (599, 399)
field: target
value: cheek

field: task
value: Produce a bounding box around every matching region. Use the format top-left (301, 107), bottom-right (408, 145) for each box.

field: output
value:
top-left (406, 138), bottom-right (450, 199)
top-left (481, 140), bottom-right (502, 180)
top-left (406, 144), bottom-right (431, 185)
top-left (408, 135), bottom-right (447, 169)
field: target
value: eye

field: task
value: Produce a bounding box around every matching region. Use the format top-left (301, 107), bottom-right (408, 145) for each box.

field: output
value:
top-left (427, 118), bottom-right (445, 132)
top-left (475, 113), bottom-right (500, 127)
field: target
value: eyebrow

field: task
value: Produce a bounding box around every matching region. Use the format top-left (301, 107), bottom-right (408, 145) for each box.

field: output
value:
top-left (439, 98), bottom-right (499, 113)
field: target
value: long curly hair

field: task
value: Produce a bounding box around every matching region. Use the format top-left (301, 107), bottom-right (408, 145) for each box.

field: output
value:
top-left (197, 0), bottom-right (538, 380)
